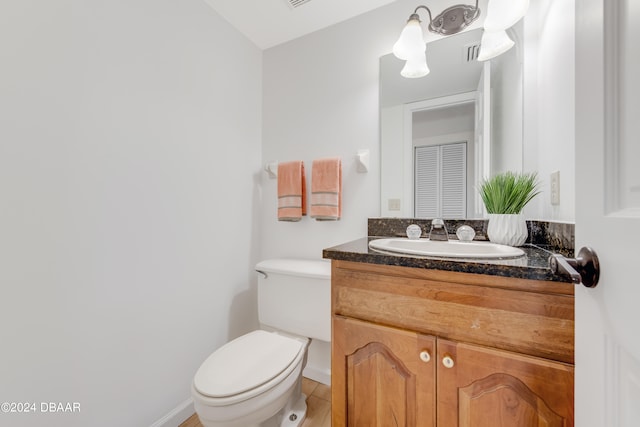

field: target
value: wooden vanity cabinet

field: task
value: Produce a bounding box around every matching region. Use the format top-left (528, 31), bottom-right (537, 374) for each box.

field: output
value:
top-left (436, 339), bottom-right (573, 426)
top-left (332, 316), bottom-right (436, 426)
top-left (331, 260), bottom-right (575, 427)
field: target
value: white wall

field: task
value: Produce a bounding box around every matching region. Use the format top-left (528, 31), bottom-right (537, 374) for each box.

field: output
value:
top-left (380, 105), bottom-right (405, 217)
top-left (0, 1), bottom-right (262, 426)
top-left (261, 3), bottom-right (415, 381)
top-left (491, 22), bottom-right (524, 174)
top-left (413, 104), bottom-right (475, 139)
top-left (523, 0), bottom-right (576, 221)
top-left (261, 2), bottom-right (415, 258)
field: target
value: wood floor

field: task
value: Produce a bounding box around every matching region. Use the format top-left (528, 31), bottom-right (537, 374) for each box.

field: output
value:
top-left (180, 377), bottom-right (331, 427)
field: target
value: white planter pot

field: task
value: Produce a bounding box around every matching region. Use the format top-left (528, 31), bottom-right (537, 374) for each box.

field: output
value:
top-left (487, 214), bottom-right (528, 246)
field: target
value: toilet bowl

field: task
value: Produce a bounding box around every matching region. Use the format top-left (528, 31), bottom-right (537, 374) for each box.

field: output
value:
top-left (192, 331), bottom-right (309, 427)
top-left (191, 259), bottom-right (331, 427)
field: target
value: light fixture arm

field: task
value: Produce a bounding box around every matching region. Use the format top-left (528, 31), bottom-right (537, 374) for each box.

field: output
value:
top-left (394, 1), bottom-right (482, 79)
top-left (410, 1), bottom-right (481, 36)
top-left (411, 5), bottom-right (433, 24)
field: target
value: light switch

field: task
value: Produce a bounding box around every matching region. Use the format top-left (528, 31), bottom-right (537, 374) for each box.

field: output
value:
top-left (388, 199), bottom-right (401, 211)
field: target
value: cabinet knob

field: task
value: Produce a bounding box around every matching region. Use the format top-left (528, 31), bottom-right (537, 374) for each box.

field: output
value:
top-left (419, 350), bottom-right (431, 363)
top-left (442, 355), bottom-right (455, 368)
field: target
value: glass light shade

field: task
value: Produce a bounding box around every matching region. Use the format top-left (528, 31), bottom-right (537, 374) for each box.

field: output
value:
top-left (477, 29), bottom-right (515, 61)
top-left (483, 0), bottom-right (530, 31)
top-left (393, 18), bottom-right (425, 60)
top-left (400, 54), bottom-right (430, 78)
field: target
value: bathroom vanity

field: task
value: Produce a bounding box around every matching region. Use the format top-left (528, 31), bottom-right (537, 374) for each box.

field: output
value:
top-left (324, 222), bottom-right (575, 426)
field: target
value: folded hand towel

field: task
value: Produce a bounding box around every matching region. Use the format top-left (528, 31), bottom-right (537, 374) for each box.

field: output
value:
top-left (277, 161), bottom-right (306, 221)
top-left (310, 157), bottom-right (342, 221)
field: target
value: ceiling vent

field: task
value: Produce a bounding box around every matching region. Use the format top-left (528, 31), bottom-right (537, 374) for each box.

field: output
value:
top-left (463, 42), bottom-right (481, 62)
top-left (285, 0), bottom-right (312, 9)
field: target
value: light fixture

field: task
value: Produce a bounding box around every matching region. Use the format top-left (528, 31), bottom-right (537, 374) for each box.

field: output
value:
top-left (401, 54), bottom-right (430, 78)
top-left (477, 29), bottom-right (515, 61)
top-left (393, 2), bottom-right (481, 78)
top-left (392, 14), bottom-right (425, 61)
top-left (477, 0), bottom-right (529, 61)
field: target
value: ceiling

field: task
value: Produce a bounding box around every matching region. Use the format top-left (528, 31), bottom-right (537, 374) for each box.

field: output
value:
top-left (203, 0), bottom-right (399, 50)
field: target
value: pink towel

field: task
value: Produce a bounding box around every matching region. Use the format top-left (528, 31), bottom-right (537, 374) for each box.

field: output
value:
top-left (310, 157), bottom-right (342, 221)
top-left (277, 161), bottom-right (306, 221)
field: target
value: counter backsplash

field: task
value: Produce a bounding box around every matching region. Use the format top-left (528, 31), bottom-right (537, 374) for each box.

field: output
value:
top-left (368, 218), bottom-right (575, 257)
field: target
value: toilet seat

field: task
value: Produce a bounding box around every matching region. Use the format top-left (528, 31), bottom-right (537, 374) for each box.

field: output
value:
top-left (193, 330), bottom-right (304, 406)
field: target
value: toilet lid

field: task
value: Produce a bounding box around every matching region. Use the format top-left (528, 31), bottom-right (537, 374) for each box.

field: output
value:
top-left (193, 330), bottom-right (303, 398)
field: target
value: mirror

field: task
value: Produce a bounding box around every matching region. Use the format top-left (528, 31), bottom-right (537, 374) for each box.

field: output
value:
top-left (380, 24), bottom-right (524, 218)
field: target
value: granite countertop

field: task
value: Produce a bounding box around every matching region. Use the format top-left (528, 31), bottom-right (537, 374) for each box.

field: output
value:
top-left (323, 237), bottom-right (572, 283)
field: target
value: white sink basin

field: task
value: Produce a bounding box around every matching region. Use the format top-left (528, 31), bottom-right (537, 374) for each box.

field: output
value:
top-left (368, 238), bottom-right (525, 259)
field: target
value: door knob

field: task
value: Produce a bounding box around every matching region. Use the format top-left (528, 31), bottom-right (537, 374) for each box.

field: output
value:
top-left (419, 350), bottom-right (431, 363)
top-left (549, 246), bottom-right (600, 288)
top-left (442, 355), bottom-right (455, 368)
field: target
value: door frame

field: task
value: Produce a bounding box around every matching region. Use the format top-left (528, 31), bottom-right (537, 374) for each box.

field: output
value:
top-left (402, 91), bottom-right (479, 217)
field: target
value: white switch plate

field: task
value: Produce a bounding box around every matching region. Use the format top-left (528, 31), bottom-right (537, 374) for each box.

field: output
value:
top-left (388, 198), bottom-right (401, 211)
top-left (550, 171), bottom-right (560, 205)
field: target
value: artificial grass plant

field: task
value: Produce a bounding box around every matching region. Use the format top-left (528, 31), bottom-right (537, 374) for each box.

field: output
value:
top-left (479, 171), bottom-right (541, 214)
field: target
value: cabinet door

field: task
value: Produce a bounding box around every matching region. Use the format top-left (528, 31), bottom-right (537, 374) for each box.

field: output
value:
top-left (332, 316), bottom-right (436, 427)
top-left (437, 339), bottom-right (574, 427)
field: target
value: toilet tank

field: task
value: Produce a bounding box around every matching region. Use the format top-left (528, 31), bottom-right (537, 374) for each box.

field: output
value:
top-left (255, 258), bottom-right (331, 342)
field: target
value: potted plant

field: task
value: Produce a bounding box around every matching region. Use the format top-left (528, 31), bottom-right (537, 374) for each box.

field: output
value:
top-left (479, 171), bottom-right (541, 246)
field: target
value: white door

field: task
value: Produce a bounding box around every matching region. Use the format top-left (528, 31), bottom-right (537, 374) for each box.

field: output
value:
top-left (576, 0), bottom-right (640, 426)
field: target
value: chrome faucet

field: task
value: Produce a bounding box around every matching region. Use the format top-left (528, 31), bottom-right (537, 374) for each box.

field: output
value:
top-left (429, 219), bottom-right (449, 241)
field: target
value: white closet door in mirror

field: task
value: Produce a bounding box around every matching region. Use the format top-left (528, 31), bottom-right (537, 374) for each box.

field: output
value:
top-left (414, 142), bottom-right (466, 219)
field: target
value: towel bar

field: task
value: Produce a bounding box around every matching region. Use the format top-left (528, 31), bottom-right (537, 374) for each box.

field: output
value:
top-left (356, 149), bottom-right (369, 173)
top-left (264, 162), bottom-right (278, 179)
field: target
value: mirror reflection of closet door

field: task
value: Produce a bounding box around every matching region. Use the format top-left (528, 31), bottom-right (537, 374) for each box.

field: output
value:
top-left (414, 142), bottom-right (467, 219)
top-left (405, 92), bottom-right (477, 218)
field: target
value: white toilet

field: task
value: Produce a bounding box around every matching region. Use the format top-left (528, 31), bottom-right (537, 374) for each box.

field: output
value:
top-left (192, 258), bottom-right (331, 427)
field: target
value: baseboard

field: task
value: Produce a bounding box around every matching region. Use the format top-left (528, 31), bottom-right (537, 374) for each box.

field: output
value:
top-left (149, 398), bottom-right (194, 427)
top-left (303, 365), bottom-right (331, 386)
top-left (149, 372), bottom-right (328, 427)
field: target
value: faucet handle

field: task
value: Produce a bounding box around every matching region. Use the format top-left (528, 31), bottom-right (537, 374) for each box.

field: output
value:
top-left (406, 224), bottom-right (422, 240)
top-left (456, 225), bottom-right (476, 242)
